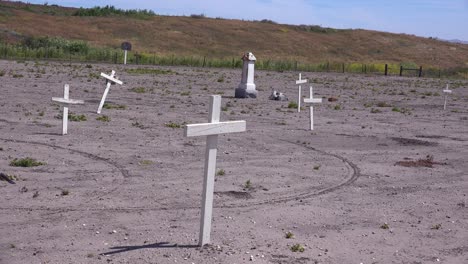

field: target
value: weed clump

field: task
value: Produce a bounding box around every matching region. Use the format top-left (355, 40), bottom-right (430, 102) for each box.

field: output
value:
top-left (10, 157), bottom-right (45, 167)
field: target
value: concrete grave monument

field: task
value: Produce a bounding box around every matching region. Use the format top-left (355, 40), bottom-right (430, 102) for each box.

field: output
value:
top-left (51, 84), bottom-right (84, 135)
top-left (443, 84), bottom-right (452, 110)
top-left (303, 85), bottom-right (322, 130)
top-left (235, 52), bottom-right (257, 98)
top-left (97, 70), bottom-right (123, 114)
top-left (184, 95), bottom-right (246, 246)
top-left (295, 73), bottom-right (308, 112)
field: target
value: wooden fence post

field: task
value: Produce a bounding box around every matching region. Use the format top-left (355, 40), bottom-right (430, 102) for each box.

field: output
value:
top-left (385, 64), bottom-right (388, 76)
top-left (418, 66), bottom-right (423, 77)
top-left (342, 63), bottom-right (345, 73)
top-left (400, 66), bottom-right (403, 76)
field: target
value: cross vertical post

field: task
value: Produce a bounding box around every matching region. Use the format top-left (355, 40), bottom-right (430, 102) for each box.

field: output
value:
top-left (184, 95), bottom-right (246, 246)
top-left (443, 84), bottom-right (452, 110)
top-left (52, 84), bottom-right (84, 135)
top-left (296, 73), bottom-right (307, 113)
top-left (97, 70), bottom-right (123, 114)
top-left (303, 85), bottom-right (322, 130)
top-left (124, 50), bottom-right (128, 65)
top-left (63, 84), bottom-right (69, 135)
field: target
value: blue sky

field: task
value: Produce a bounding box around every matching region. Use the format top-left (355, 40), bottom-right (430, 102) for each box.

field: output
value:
top-left (29, 0), bottom-right (468, 40)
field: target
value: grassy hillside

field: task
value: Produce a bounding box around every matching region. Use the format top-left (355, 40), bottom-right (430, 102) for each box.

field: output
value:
top-left (1, 1), bottom-right (467, 70)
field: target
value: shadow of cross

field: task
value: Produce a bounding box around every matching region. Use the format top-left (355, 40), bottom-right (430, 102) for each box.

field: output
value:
top-left (51, 84), bottom-right (84, 135)
top-left (443, 84), bottom-right (452, 110)
top-left (97, 70), bottom-right (123, 114)
top-left (100, 242), bottom-right (198, 256)
top-left (184, 95), bottom-right (246, 246)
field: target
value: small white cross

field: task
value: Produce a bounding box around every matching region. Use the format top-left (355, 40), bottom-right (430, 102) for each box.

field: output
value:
top-left (295, 73), bottom-right (307, 113)
top-left (51, 84), bottom-right (84, 135)
top-left (443, 84), bottom-right (452, 110)
top-left (184, 95), bottom-right (246, 246)
top-left (303, 85), bottom-right (322, 130)
top-left (97, 70), bottom-right (123, 114)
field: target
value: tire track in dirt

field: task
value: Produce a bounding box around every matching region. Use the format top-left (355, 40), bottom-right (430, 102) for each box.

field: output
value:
top-left (0, 138), bottom-right (130, 203)
top-left (0, 137), bottom-right (360, 213)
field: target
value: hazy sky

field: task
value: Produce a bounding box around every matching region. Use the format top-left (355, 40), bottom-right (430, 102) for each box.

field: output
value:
top-left (28, 0), bottom-right (468, 40)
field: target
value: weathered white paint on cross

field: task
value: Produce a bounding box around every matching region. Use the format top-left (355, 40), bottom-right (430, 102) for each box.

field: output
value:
top-left (443, 84), bottom-right (452, 110)
top-left (184, 95), bottom-right (246, 246)
top-left (97, 70), bottom-right (123, 114)
top-left (51, 84), bottom-right (84, 135)
top-left (303, 85), bottom-right (322, 130)
top-left (295, 73), bottom-right (307, 112)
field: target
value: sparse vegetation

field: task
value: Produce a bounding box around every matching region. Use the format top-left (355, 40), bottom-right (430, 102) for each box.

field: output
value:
top-left (103, 103), bottom-right (126, 110)
top-left (127, 68), bottom-right (172, 75)
top-left (130, 87), bottom-right (147, 93)
top-left (285, 232), bottom-right (294, 239)
top-left (380, 223), bottom-right (389, 229)
top-left (165, 121), bottom-right (181, 128)
top-left (288, 101), bottom-right (298, 109)
top-left (96, 115), bottom-right (111, 122)
top-left (61, 190), bottom-right (70, 196)
top-left (244, 180), bottom-right (252, 189)
top-left (216, 169), bottom-right (225, 176)
top-left (10, 157), bottom-right (46, 167)
top-left (290, 244), bottom-right (305, 252)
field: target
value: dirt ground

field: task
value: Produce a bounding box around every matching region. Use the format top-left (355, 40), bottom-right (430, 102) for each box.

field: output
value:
top-left (0, 60), bottom-right (467, 264)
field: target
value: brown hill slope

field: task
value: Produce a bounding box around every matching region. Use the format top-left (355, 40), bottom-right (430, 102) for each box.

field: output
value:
top-left (1, 1), bottom-right (467, 68)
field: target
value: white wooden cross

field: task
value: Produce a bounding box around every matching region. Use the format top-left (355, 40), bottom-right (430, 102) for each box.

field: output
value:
top-left (295, 73), bottom-right (308, 112)
top-left (51, 84), bottom-right (84, 135)
top-left (303, 85), bottom-right (322, 130)
top-left (443, 84), bottom-right (452, 110)
top-left (97, 70), bottom-right (123, 114)
top-left (184, 95), bottom-right (246, 246)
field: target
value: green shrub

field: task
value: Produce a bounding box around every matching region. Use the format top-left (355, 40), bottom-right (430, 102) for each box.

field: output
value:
top-left (288, 101), bottom-right (298, 109)
top-left (10, 157), bottom-right (45, 167)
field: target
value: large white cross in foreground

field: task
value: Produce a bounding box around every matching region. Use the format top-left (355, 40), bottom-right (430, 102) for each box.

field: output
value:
top-left (184, 95), bottom-right (246, 246)
top-left (443, 84), bottom-right (452, 110)
top-left (51, 84), bottom-right (84, 135)
top-left (295, 73), bottom-right (308, 113)
top-left (303, 85), bottom-right (322, 130)
top-left (97, 70), bottom-right (123, 114)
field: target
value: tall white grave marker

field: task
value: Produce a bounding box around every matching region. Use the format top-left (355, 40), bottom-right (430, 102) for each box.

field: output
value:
top-left (97, 70), bottom-right (123, 114)
top-left (235, 52), bottom-right (257, 98)
top-left (51, 84), bottom-right (84, 135)
top-left (303, 85), bottom-right (322, 130)
top-left (295, 73), bottom-right (308, 112)
top-left (184, 95), bottom-right (246, 246)
top-left (443, 84), bottom-right (452, 110)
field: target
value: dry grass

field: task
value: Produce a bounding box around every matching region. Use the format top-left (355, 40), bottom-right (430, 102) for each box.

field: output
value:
top-left (1, 2), bottom-right (467, 68)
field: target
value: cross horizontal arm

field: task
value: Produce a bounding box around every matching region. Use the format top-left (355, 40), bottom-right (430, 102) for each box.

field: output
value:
top-left (185, 121), bottom-right (246, 137)
top-left (101, 73), bottom-right (123, 85)
top-left (52, 97), bottom-right (85, 105)
top-left (443, 89), bottom-right (452, 93)
top-left (296, 80), bottom-right (307, 85)
top-left (304, 98), bottom-right (322, 103)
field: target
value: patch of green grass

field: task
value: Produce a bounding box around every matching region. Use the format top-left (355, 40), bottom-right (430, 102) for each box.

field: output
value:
top-left (165, 121), bottom-right (182, 128)
top-left (103, 103), bottom-right (127, 110)
top-left (130, 87), bottom-right (147, 93)
top-left (96, 115), bottom-right (111, 122)
top-left (290, 244), bottom-right (305, 252)
top-left (216, 169), bottom-right (225, 176)
top-left (288, 101), bottom-right (298, 109)
top-left (10, 157), bottom-right (45, 167)
top-left (68, 113), bottom-right (87, 122)
top-left (334, 104), bottom-right (341, 110)
top-left (127, 68), bottom-right (172, 75)
top-left (285, 232), bottom-right (294, 239)
top-left (244, 179), bottom-right (252, 189)
top-left (380, 223), bottom-right (389, 230)
top-left (139, 160), bottom-right (154, 166)
top-left (392, 107), bottom-right (401, 112)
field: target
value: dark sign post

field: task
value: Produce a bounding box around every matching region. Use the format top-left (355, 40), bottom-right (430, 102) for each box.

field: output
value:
top-left (121, 42), bottom-right (132, 65)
